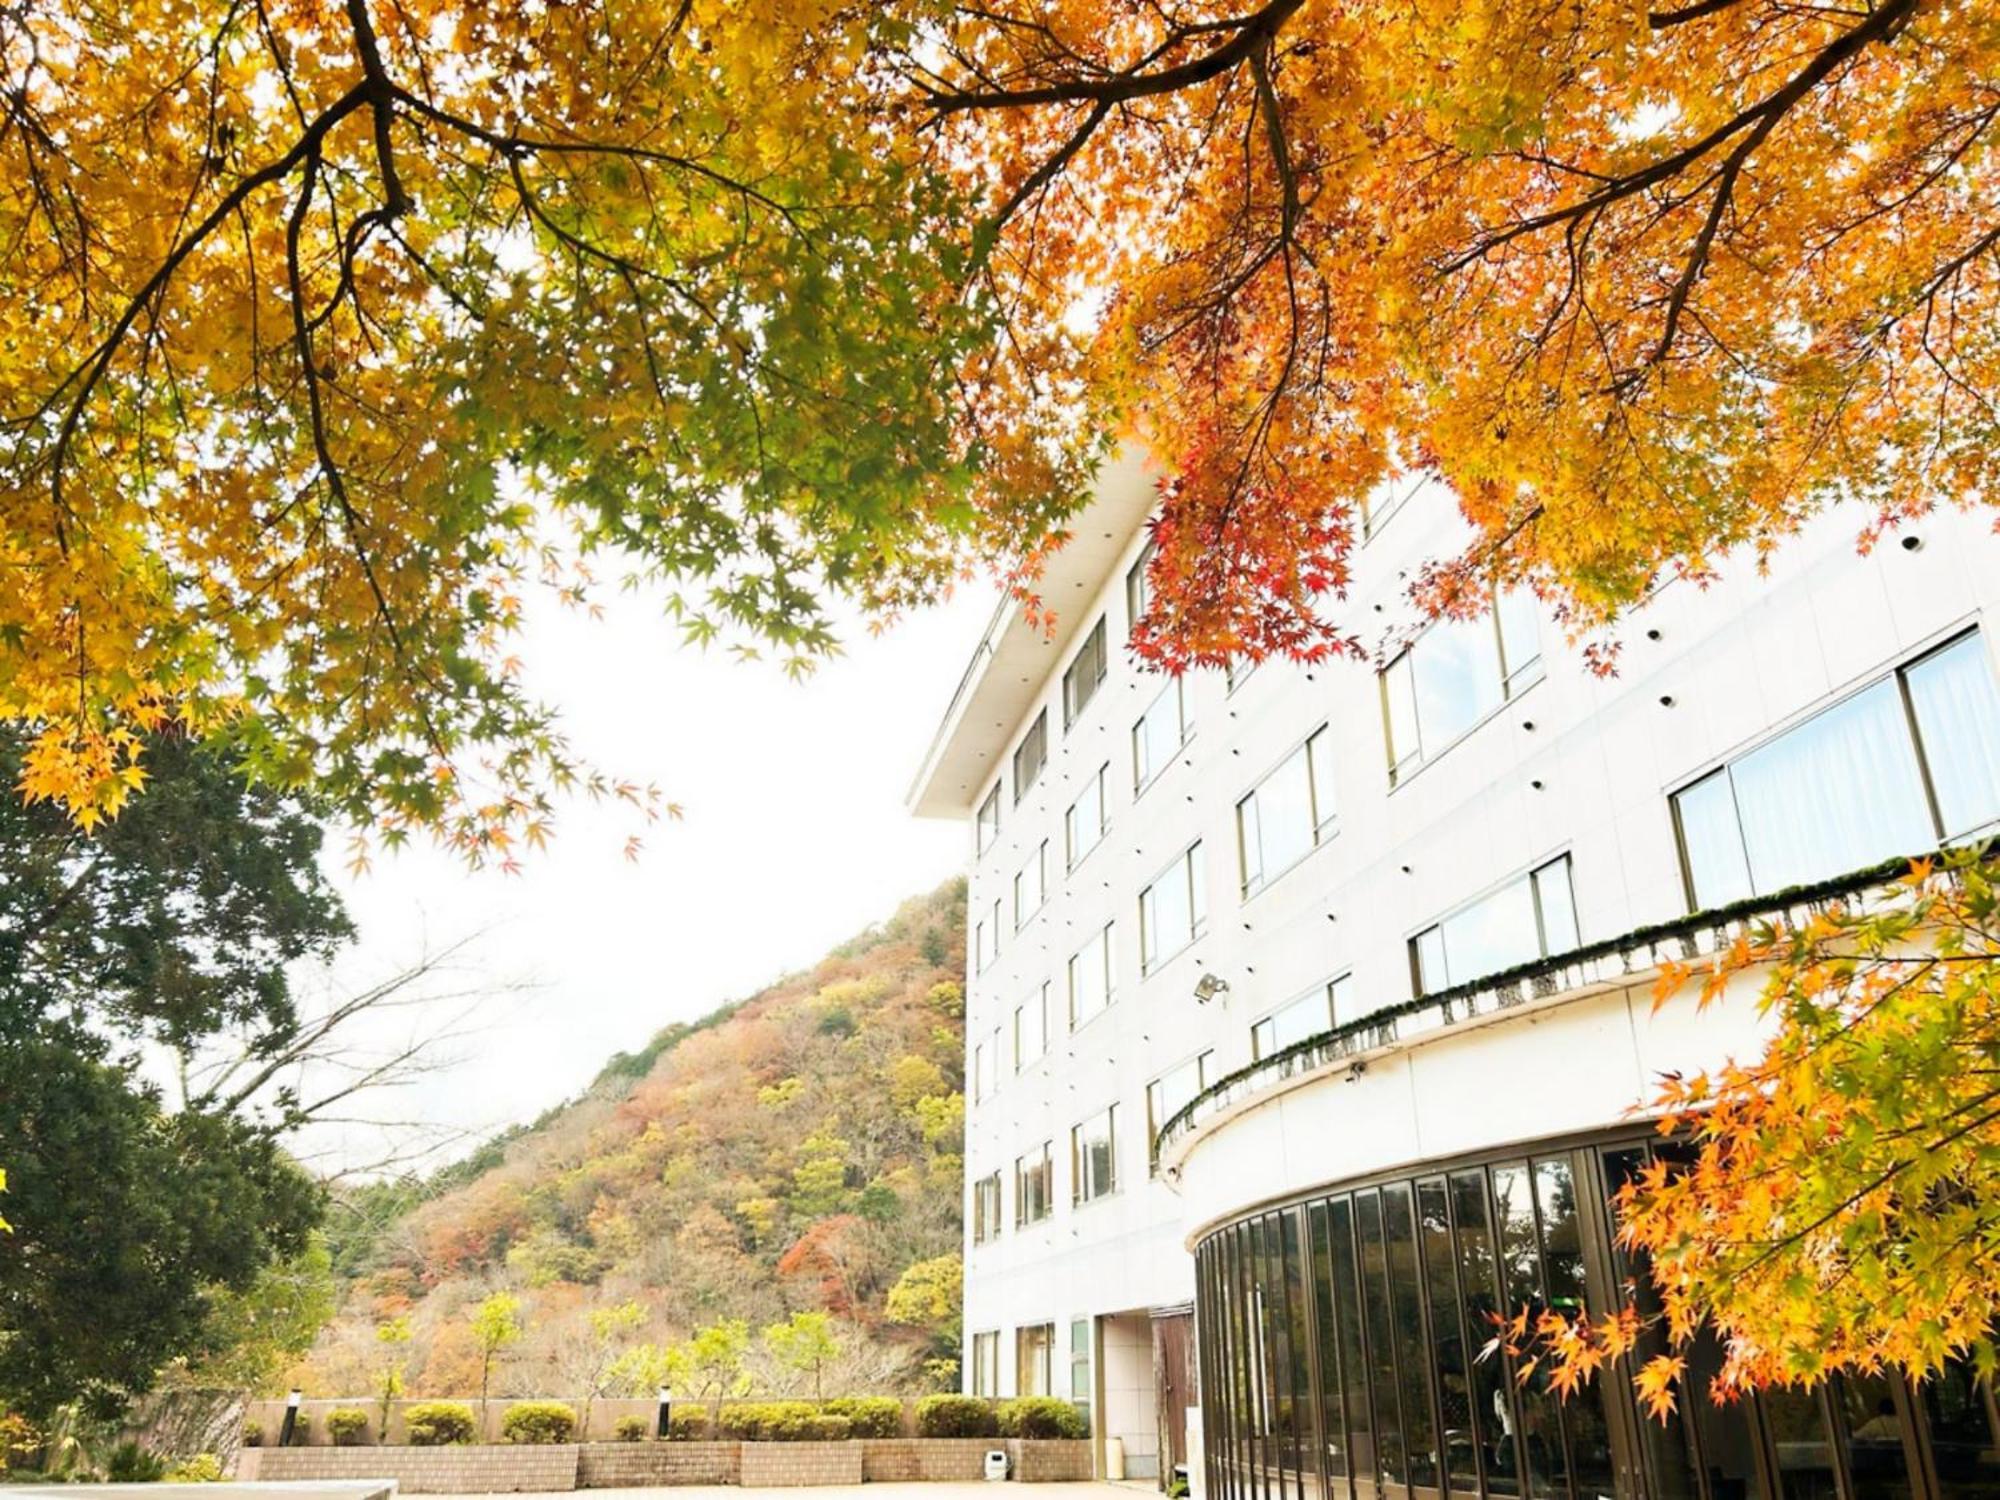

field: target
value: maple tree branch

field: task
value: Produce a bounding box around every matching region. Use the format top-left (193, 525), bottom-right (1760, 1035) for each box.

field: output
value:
top-left (923, 0), bottom-right (1305, 112)
top-left (1648, 0), bottom-right (1753, 29)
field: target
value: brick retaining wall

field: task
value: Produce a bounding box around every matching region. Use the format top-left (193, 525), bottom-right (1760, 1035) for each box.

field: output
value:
top-left (859, 1437), bottom-right (999, 1482)
top-left (739, 1439), bottom-right (865, 1487)
top-left (577, 1441), bottom-right (741, 1487)
top-left (244, 1441), bottom-right (580, 1492)
top-left (1009, 1439), bottom-right (1094, 1483)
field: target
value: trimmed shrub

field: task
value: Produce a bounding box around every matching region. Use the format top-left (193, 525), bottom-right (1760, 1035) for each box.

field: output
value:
top-left (914, 1394), bottom-right (998, 1438)
top-left (822, 1396), bottom-right (902, 1438)
top-left (404, 1402), bottom-right (477, 1447)
top-left (666, 1409), bottom-right (710, 1441)
top-left (164, 1454), bottom-right (224, 1483)
top-left (106, 1442), bottom-right (166, 1481)
top-left (613, 1416), bottom-right (649, 1443)
top-left (501, 1402), bottom-right (577, 1445)
top-left (240, 1422), bottom-right (264, 1449)
top-left (286, 1414), bottom-right (312, 1447)
top-left (997, 1396), bottom-right (1086, 1440)
top-left (325, 1408), bottom-right (369, 1447)
top-left (715, 1402), bottom-right (851, 1441)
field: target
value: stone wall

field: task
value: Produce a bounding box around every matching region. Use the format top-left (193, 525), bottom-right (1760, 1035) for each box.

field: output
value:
top-left (577, 1441), bottom-right (741, 1487)
top-left (243, 1441), bottom-right (580, 1493)
top-left (738, 1439), bottom-right (865, 1487)
top-left (239, 1436), bottom-right (1095, 1489)
top-left (1008, 1439), bottom-right (1095, 1483)
top-left (859, 1437), bottom-right (1000, 1482)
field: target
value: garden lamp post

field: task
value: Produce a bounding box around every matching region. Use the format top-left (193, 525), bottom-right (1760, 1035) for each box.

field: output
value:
top-left (655, 1388), bottom-right (673, 1440)
top-left (278, 1390), bottom-right (302, 1448)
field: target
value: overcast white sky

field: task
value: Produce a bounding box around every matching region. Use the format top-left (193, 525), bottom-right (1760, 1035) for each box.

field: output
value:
top-left (296, 578), bottom-right (997, 1175)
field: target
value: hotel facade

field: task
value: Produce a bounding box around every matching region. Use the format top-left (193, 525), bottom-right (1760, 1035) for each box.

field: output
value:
top-left (908, 453), bottom-right (2000, 1500)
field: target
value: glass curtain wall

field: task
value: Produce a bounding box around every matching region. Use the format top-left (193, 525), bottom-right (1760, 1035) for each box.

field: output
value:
top-left (1194, 1129), bottom-right (2000, 1500)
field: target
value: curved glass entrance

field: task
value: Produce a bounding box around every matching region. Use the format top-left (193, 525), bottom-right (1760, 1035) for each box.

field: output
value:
top-left (1193, 1130), bottom-right (2000, 1500)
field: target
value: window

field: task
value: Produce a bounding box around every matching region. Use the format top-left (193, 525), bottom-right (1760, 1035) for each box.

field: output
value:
top-left (1146, 1051), bottom-right (1214, 1173)
top-left (1015, 1142), bottom-right (1053, 1226)
top-left (1067, 922), bottom-right (1114, 1029)
top-left (1410, 855), bottom-right (1578, 995)
top-left (1673, 631), bottom-right (2000, 908)
top-left (1013, 709), bottom-right (1048, 804)
top-left (1069, 1319), bottom-right (1092, 1404)
top-left (1065, 764), bottom-right (1109, 870)
top-left (972, 1027), bottom-right (1000, 1101)
top-left (1225, 655), bottom-right (1261, 694)
top-left (1140, 842), bottom-right (1206, 974)
top-left (1237, 727), bottom-right (1338, 895)
top-left (1071, 1104), bottom-right (1119, 1204)
top-left (974, 913), bottom-right (994, 974)
top-left (972, 1171), bottom-right (1003, 1245)
top-left (1063, 617), bottom-right (1108, 729)
top-left (1252, 974), bottom-right (1355, 1058)
top-left (1132, 679), bottom-right (1189, 792)
top-left (975, 782), bottom-right (1001, 856)
top-left (1017, 1322), bottom-right (1055, 1397)
top-left (1381, 592), bottom-right (1542, 783)
top-left (1013, 841), bottom-right (1047, 929)
top-left (970, 1330), bottom-right (1000, 1397)
top-left (1126, 539), bottom-right (1156, 640)
top-left (1014, 983), bottom-right (1048, 1070)
top-left (1360, 473), bottom-right (1425, 540)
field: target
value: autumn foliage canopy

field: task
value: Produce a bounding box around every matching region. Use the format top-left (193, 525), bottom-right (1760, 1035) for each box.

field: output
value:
top-left (3, 0), bottom-right (1995, 849)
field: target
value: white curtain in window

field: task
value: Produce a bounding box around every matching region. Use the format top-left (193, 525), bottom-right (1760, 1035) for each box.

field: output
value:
top-left (1676, 770), bottom-right (1755, 909)
top-left (1904, 634), bottom-right (2000, 838)
top-left (1731, 679), bottom-right (1933, 893)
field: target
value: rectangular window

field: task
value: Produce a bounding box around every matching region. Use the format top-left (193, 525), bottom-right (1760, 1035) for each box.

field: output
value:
top-left (1225, 656), bottom-right (1261, 694)
top-left (1146, 1051), bottom-right (1214, 1173)
top-left (1071, 1104), bottom-right (1119, 1204)
top-left (1237, 727), bottom-right (1338, 896)
top-left (1360, 475), bottom-right (1422, 540)
top-left (1013, 841), bottom-right (1047, 929)
top-left (1013, 709), bottom-right (1048, 804)
top-left (975, 782), bottom-right (1001, 856)
top-left (1065, 764), bottom-right (1109, 870)
top-left (972, 1027), bottom-right (1000, 1102)
top-left (972, 1170), bottom-right (1003, 1245)
top-left (1140, 842), bottom-right (1206, 974)
top-left (1017, 1322), bottom-right (1055, 1397)
top-left (1381, 592), bottom-right (1543, 783)
top-left (974, 914), bottom-right (993, 974)
top-left (970, 1330), bottom-right (1000, 1396)
top-left (1251, 975), bottom-right (1354, 1059)
top-left (1015, 1142), bottom-right (1053, 1227)
top-left (1063, 617), bottom-right (1108, 730)
top-left (1014, 983), bottom-right (1048, 1070)
top-left (1069, 1319), bottom-right (1092, 1404)
top-left (1126, 539), bottom-right (1157, 640)
top-left (1673, 631), bottom-right (2000, 908)
top-left (1132, 679), bottom-right (1189, 792)
top-left (1067, 922), bottom-right (1114, 1029)
top-left (1410, 855), bottom-right (1577, 995)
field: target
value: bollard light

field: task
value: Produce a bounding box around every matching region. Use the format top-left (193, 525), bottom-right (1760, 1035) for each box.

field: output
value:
top-left (278, 1389), bottom-right (303, 1449)
top-left (655, 1387), bottom-right (674, 1440)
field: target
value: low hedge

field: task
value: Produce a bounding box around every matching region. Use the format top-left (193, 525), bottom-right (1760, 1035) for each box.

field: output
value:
top-left (612, 1416), bottom-right (650, 1443)
top-left (997, 1396), bottom-right (1086, 1440)
top-left (405, 1402), bottom-right (477, 1446)
top-left (501, 1402), bottom-right (577, 1445)
top-left (914, 1394), bottom-right (998, 1438)
top-left (715, 1402), bottom-right (852, 1441)
top-left (325, 1409), bottom-right (369, 1447)
top-left (666, 1408), bottom-right (711, 1440)
top-left (822, 1396), bottom-right (903, 1438)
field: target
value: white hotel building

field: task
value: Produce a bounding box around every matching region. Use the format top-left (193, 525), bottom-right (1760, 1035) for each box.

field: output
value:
top-left (908, 453), bottom-right (2000, 1500)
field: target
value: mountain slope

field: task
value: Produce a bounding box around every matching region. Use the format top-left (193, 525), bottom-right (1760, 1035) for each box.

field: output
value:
top-left (295, 880), bottom-right (967, 1398)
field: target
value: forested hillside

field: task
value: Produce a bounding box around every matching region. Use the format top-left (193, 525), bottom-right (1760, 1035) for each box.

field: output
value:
top-left (292, 881), bottom-right (967, 1399)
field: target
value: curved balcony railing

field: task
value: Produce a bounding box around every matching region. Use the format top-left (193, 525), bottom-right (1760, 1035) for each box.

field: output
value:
top-left (1152, 853), bottom-right (1929, 1177)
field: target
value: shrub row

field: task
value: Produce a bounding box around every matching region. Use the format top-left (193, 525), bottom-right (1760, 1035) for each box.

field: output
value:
top-left (715, 1402), bottom-right (852, 1442)
top-left (912, 1394), bottom-right (1085, 1440)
